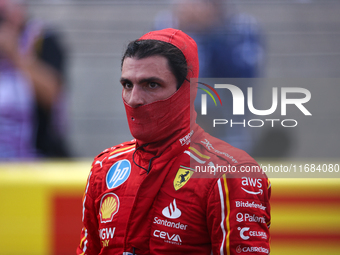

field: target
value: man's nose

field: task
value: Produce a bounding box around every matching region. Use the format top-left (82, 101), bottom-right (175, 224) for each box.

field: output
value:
top-left (126, 86), bottom-right (145, 108)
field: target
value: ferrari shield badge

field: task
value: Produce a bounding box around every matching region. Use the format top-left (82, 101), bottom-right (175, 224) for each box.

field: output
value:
top-left (173, 165), bottom-right (195, 191)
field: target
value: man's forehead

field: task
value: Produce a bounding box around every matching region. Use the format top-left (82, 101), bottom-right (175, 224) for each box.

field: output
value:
top-left (122, 56), bottom-right (170, 70)
top-left (120, 56), bottom-right (175, 84)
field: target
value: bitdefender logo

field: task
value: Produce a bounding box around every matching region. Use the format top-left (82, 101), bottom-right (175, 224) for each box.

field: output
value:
top-left (198, 82), bottom-right (312, 128)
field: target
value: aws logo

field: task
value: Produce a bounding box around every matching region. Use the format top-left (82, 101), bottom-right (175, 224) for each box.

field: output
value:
top-left (241, 177), bottom-right (263, 195)
top-left (198, 82), bottom-right (223, 115)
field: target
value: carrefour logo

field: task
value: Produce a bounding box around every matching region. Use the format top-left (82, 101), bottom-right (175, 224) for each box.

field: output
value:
top-left (106, 159), bottom-right (131, 189)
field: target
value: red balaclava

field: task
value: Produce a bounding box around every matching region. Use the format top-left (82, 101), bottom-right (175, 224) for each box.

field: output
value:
top-left (123, 28), bottom-right (199, 152)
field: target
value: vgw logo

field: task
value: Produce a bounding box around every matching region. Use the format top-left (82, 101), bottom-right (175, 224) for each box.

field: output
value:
top-left (198, 83), bottom-right (312, 128)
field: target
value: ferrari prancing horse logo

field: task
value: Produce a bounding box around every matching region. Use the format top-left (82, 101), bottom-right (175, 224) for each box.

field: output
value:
top-left (173, 166), bottom-right (194, 191)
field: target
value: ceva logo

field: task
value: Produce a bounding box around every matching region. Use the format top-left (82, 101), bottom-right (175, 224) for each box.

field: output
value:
top-left (198, 82), bottom-right (223, 115)
top-left (153, 230), bottom-right (182, 243)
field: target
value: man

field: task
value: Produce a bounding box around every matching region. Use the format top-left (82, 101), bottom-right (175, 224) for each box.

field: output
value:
top-left (77, 28), bottom-right (270, 255)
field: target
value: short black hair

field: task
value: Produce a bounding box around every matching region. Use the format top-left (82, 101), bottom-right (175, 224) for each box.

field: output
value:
top-left (121, 40), bottom-right (188, 89)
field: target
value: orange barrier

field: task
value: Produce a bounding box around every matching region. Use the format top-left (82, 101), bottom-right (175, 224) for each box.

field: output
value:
top-left (0, 161), bottom-right (339, 255)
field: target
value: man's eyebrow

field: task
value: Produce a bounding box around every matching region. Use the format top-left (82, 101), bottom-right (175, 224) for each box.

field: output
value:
top-left (120, 77), bottom-right (165, 84)
top-left (139, 77), bottom-right (165, 84)
top-left (120, 77), bottom-right (131, 84)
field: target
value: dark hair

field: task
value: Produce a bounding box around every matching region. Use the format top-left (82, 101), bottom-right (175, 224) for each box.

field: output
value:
top-left (121, 40), bottom-right (188, 89)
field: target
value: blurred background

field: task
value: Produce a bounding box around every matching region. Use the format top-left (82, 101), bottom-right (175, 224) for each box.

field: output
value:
top-left (24, 0), bottom-right (340, 159)
top-left (0, 0), bottom-right (339, 254)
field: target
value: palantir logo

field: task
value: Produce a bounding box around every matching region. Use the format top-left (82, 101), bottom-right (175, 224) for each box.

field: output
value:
top-left (162, 199), bottom-right (181, 219)
top-left (106, 159), bottom-right (131, 189)
top-left (198, 82), bottom-right (223, 115)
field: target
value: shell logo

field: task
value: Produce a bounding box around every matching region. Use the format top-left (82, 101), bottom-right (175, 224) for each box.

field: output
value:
top-left (99, 193), bottom-right (120, 223)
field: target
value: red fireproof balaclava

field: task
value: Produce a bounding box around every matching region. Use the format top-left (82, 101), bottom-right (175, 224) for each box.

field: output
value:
top-left (123, 28), bottom-right (199, 150)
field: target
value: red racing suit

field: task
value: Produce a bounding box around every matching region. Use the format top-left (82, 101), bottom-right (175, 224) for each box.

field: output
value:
top-left (77, 28), bottom-right (271, 255)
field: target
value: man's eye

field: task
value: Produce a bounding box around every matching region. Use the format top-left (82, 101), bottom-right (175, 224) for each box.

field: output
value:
top-left (148, 82), bottom-right (159, 89)
top-left (122, 82), bottom-right (133, 89)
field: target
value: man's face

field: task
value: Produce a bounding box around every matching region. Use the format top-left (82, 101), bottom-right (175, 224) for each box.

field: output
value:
top-left (120, 56), bottom-right (178, 108)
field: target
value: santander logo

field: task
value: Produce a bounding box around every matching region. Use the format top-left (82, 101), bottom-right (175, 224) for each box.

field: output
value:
top-left (162, 199), bottom-right (181, 219)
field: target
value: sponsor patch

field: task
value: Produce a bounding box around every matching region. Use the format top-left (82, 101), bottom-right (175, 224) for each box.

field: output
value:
top-left (153, 230), bottom-right (182, 245)
top-left (162, 199), bottom-right (181, 219)
top-left (95, 157), bottom-right (107, 168)
top-left (236, 212), bottom-right (266, 224)
top-left (238, 227), bottom-right (267, 240)
top-left (173, 166), bottom-right (194, 191)
top-left (241, 177), bottom-right (263, 195)
top-left (200, 138), bottom-right (238, 163)
top-left (99, 227), bottom-right (116, 240)
top-left (106, 159), bottom-right (131, 189)
top-left (99, 193), bottom-right (120, 223)
top-left (99, 227), bottom-right (116, 247)
top-left (236, 245), bottom-right (269, 254)
top-left (235, 200), bottom-right (266, 211)
top-left (179, 130), bottom-right (193, 146)
top-left (153, 217), bottom-right (188, 230)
